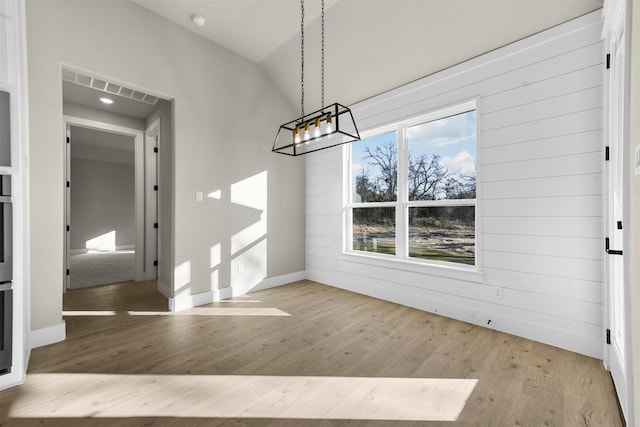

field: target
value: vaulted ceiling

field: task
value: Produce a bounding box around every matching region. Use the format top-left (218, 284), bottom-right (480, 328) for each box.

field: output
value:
top-left (134, 1), bottom-right (603, 112)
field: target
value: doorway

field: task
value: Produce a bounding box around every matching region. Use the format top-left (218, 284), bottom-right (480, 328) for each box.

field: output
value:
top-left (64, 118), bottom-right (152, 289)
top-left (61, 69), bottom-right (167, 292)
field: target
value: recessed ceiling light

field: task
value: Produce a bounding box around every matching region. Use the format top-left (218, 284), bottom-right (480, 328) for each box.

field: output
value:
top-left (191, 13), bottom-right (205, 27)
top-left (99, 97), bottom-right (114, 105)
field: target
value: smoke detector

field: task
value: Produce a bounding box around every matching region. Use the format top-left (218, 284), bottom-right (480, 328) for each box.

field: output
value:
top-left (191, 13), bottom-right (206, 27)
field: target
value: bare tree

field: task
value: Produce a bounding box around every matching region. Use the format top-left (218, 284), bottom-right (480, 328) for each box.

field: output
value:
top-left (408, 153), bottom-right (449, 200)
top-left (362, 141), bottom-right (397, 202)
top-left (355, 142), bottom-right (475, 202)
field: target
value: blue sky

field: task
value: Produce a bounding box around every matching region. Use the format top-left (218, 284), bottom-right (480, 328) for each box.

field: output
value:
top-left (352, 110), bottom-right (477, 181)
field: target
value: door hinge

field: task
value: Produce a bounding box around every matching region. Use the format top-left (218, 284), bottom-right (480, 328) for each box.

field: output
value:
top-left (606, 53), bottom-right (611, 70)
top-left (66, 225), bottom-right (69, 232)
top-left (605, 237), bottom-right (623, 256)
top-left (154, 185), bottom-right (158, 191)
top-left (154, 222), bottom-right (158, 229)
top-left (153, 260), bottom-right (158, 267)
top-left (605, 146), bottom-right (610, 161)
top-left (66, 181), bottom-right (70, 188)
top-left (617, 221), bottom-right (623, 230)
top-left (66, 136), bottom-right (70, 144)
top-left (606, 328), bottom-right (611, 345)
top-left (153, 147), bottom-right (158, 153)
top-left (66, 269), bottom-right (70, 276)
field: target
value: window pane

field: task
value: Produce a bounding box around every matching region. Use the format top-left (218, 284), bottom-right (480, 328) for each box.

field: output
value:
top-left (352, 207), bottom-right (395, 255)
top-left (407, 110), bottom-right (476, 201)
top-left (408, 206), bottom-right (474, 265)
top-left (352, 131), bottom-right (398, 202)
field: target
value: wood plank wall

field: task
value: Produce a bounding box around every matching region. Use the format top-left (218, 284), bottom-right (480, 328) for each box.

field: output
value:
top-left (305, 11), bottom-right (605, 358)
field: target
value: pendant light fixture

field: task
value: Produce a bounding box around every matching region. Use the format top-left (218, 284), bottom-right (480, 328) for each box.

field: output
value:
top-left (272, 0), bottom-right (360, 156)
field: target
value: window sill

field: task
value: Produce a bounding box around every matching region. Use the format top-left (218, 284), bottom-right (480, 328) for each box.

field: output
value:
top-left (339, 251), bottom-right (484, 284)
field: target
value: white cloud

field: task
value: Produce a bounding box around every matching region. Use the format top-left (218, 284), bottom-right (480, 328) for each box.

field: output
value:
top-left (440, 150), bottom-right (475, 174)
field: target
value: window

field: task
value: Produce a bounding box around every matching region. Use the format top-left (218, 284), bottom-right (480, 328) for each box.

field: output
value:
top-left (348, 101), bottom-right (477, 268)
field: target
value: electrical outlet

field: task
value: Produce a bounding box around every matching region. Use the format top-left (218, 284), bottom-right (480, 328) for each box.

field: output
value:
top-left (237, 263), bottom-right (245, 273)
top-left (635, 144), bottom-right (640, 176)
top-left (494, 286), bottom-right (503, 299)
top-left (195, 191), bottom-right (204, 202)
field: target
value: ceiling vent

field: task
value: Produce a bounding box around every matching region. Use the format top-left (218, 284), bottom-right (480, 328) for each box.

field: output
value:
top-left (62, 69), bottom-right (159, 106)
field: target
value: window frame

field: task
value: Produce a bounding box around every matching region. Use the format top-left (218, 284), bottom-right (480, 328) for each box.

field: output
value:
top-left (345, 100), bottom-right (480, 273)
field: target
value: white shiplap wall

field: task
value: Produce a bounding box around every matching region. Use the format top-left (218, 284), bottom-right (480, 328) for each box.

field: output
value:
top-left (306, 11), bottom-right (604, 358)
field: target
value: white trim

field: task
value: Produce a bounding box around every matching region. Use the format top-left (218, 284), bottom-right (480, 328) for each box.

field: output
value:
top-left (169, 290), bottom-right (214, 312)
top-left (168, 271), bottom-right (307, 312)
top-left (0, 0), bottom-right (30, 391)
top-left (601, 1), bottom-right (632, 422)
top-left (346, 100), bottom-right (479, 271)
top-left (230, 270), bottom-right (307, 297)
top-left (29, 322), bottom-right (66, 349)
top-left (144, 118), bottom-right (160, 281)
top-left (63, 115), bottom-right (145, 284)
top-left (157, 279), bottom-right (171, 299)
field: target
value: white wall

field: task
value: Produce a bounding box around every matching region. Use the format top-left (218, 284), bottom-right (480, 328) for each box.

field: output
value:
top-left (70, 153), bottom-right (135, 251)
top-left (26, 0), bottom-right (304, 332)
top-left (307, 11), bottom-right (604, 357)
top-left (63, 102), bottom-right (145, 131)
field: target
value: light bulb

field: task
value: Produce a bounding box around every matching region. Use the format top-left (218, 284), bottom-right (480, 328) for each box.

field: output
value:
top-left (314, 118), bottom-right (321, 137)
top-left (304, 122), bottom-right (311, 141)
top-left (325, 114), bottom-right (333, 133)
top-left (294, 126), bottom-right (301, 144)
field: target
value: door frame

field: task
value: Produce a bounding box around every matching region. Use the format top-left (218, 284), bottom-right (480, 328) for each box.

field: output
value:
top-left (143, 117), bottom-right (160, 281)
top-left (63, 115), bottom-right (147, 289)
top-left (602, 0), bottom-right (633, 422)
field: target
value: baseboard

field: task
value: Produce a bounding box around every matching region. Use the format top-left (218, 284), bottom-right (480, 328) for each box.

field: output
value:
top-left (157, 280), bottom-right (171, 299)
top-left (168, 271), bottom-right (307, 312)
top-left (169, 290), bottom-right (213, 312)
top-left (230, 270), bottom-right (307, 297)
top-left (30, 322), bottom-right (66, 349)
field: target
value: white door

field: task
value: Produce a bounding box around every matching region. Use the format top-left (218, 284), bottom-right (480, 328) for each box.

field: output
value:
top-left (603, 10), bottom-right (628, 421)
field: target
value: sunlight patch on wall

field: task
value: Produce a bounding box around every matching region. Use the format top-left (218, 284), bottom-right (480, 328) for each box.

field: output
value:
top-left (10, 374), bottom-right (477, 421)
top-left (174, 261), bottom-right (192, 294)
top-left (230, 171), bottom-right (268, 287)
top-left (207, 189), bottom-right (221, 199)
top-left (210, 243), bottom-right (221, 289)
top-left (210, 243), bottom-right (221, 268)
top-left (231, 171), bottom-right (267, 211)
top-left (85, 230), bottom-right (116, 252)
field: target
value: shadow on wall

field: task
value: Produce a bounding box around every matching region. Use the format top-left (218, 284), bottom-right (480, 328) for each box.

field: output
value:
top-left (174, 171), bottom-right (269, 300)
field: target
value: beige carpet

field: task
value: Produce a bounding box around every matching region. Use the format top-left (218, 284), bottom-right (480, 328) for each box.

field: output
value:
top-left (69, 250), bottom-right (135, 289)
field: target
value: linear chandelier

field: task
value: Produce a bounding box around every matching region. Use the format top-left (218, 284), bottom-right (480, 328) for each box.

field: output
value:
top-left (272, 0), bottom-right (360, 156)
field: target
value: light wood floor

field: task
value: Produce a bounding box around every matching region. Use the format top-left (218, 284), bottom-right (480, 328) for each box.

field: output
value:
top-left (0, 280), bottom-right (623, 426)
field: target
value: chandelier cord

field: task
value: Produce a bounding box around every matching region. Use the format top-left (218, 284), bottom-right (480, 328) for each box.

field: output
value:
top-left (300, 0), bottom-right (305, 117)
top-left (321, 0), bottom-right (325, 110)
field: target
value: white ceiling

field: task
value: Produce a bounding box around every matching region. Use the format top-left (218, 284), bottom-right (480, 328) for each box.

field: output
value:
top-left (131, 0), bottom-right (342, 63)
top-left (63, 81), bottom-right (158, 119)
top-left (131, 0), bottom-right (603, 112)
